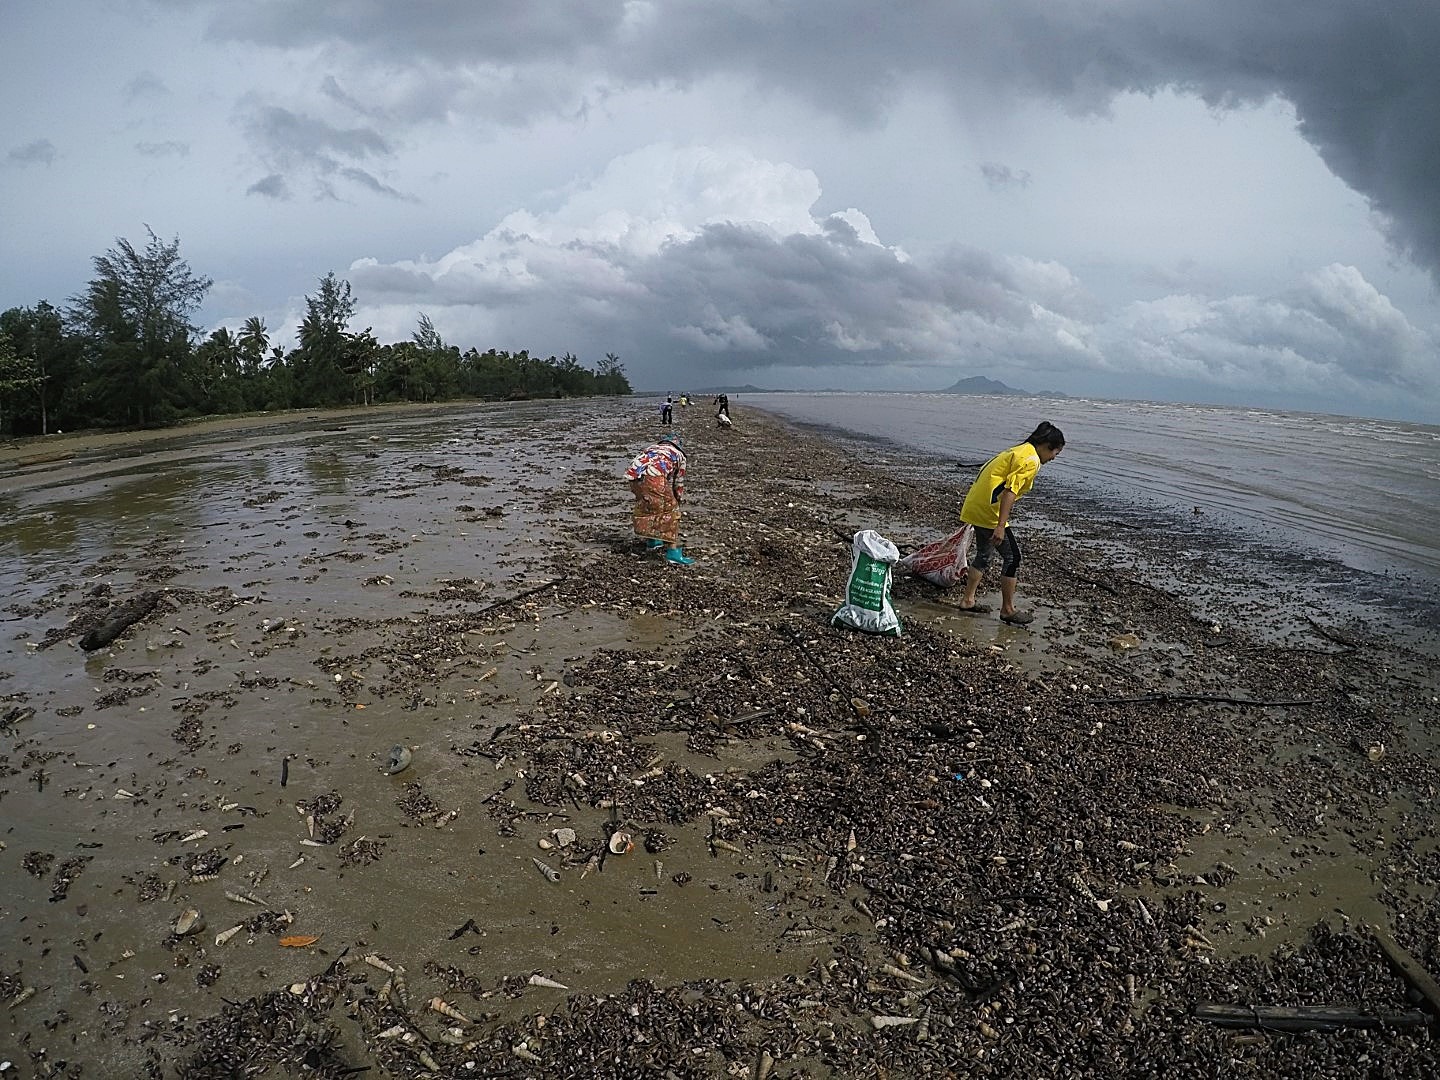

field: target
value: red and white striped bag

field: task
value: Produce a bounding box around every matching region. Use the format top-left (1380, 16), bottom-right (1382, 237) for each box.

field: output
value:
top-left (895, 525), bottom-right (972, 588)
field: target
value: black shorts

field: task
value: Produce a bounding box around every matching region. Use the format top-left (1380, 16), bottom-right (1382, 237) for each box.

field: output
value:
top-left (970, 525), bottom-right (1021, 578)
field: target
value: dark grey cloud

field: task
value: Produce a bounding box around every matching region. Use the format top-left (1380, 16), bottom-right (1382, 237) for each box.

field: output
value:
top-left (240, 102), bottom-right (407, 201)
top-left (246, 173), bottom-right (290, 199)
top-left (186, 0), bottom-right (1440, 281)
top-left (7, 139), bottom-right (56, 166)
top-left (337, 165), bottom-right (416, 202)
top-left (123, 71), bottom-right (169, 101)
top-left (135, 140), bottom-right (189, 157)
top-left (980, 162), bottom-right (1030, 190)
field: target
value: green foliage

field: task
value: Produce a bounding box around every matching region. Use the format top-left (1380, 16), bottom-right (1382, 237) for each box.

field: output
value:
top-left (4, 241), bottom-right (633, 437)
top-left (0, 300), bottom-right (78, 435)
top-left (68, 227), bottom-right (213, 427)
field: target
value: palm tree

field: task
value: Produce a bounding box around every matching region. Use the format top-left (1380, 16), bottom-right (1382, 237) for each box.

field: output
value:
top-left (237, 316), bottom-right (269, 372)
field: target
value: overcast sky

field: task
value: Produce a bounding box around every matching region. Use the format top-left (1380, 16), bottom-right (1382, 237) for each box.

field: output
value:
top-left (3, 1), bottom-right (1439, 421)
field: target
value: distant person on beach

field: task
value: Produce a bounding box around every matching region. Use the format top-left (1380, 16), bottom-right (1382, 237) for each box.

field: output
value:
top-left (957, 421), bottom-right (1065, 625)
top-left (626, 432), bottom-right (694, 565)
top-left (661, 396), bottom-right (674, 426)
top-left (714, 393), bottom-right (730, 420)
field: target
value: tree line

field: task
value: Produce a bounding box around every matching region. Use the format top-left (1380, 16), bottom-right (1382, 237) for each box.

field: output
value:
top-left (0, 228), bottom-right (632, 438)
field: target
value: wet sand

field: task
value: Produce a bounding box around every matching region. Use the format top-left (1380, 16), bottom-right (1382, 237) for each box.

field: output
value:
top-left (1, 398), bottom-right (1437, 1078)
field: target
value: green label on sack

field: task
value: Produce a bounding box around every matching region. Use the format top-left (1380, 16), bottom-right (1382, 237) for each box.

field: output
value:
top-left (846, 553), bottom-right (890, 610)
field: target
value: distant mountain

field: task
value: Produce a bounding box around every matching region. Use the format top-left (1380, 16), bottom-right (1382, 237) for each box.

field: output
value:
top-left (939, 375), bottom-right (1068, 398)
top-left (939, 375), bottom-right (1026, 395)
top-left (693, 384), bottom-right (771, 394)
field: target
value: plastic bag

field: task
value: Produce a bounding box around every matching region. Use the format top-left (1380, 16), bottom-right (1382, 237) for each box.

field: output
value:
top-left (895, 525), bottom-right (972, 588)
top-left (831, 530), bottom-right (902, 636)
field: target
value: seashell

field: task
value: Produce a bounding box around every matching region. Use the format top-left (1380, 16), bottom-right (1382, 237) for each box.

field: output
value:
top-left (428, 996), bottom-right (472, 1024)
top-left (433, 809), bottom-right (458, 828)
top-left (532, 857), bottom-right (561, 883)
top-left (180, 829), bottom-right (208, 843)
top-left (881, 963), bottom-right (925, 984)
top-left (870, 1015), bottom-right (918, 1029)
top-left (537, 838), bottom-right (554, 850)
top-left (979, 1021), bottom-right (1000, 1040)
top-left (390, 966), bottom-right (410, 1009)
top-left (655, 860), bottom-right (664, 881)
top-left (288, 857), bottom-right (306, 869)
top-left (580, 854), bottom-right (600, 878)
top-left (377, 1024), bottom-right (407, 1039)
top-left (189, 872), bottom-right (219, 883)
top-left (527, 974), bottom-right (569, 990)
top-left (1108, 633), bottom-right (1141, 650)
top-left (512, 1045), bottom-right (543, 1064)
top-left (382, 745), bottom-right (412, 774)
top-left (608, 830), bottom-right (634, 855)
top-left (219, 801), bottom-right (238, 812)
top-left (214, 924), bottom-right (245, 946)
top-left (305, 814), bottom-right (315, 837)
top-left (114, 789), bottom-right (136, 799)
top-left (1367, 742), bottom-right (1386, 762)
top-left (8, 986), bottom-right (37, 1010)
top-left (289, 982), bottom-right (308, 995)
top-left (364, 954), bottom-right (395, 974)
top-left (551, 827), bottom-right (576, 847)
top-left (224, 890), bottom-right (260, 905)
top-left (300, 839), bottom-right (325, 847)
top-left (915, 1004), bottom-right (932, 1043)
top-left (711, 838), bottom-right (742, 854)
top-left (416, 1049), bottom-right (440, 1071)
top-left (846, 829), bottom-right (858, 852)
top-left (173, 908), bottom-right (205, 936)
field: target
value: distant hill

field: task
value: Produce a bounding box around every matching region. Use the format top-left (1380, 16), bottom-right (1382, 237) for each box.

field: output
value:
top-left (939, 375), bottom-right (1068, 398)
top-left (693, 384), bottom-right (771, 394)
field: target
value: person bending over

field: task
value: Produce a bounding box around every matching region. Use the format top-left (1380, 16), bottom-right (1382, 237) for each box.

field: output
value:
top-left (626, 432), bottom-right (695, 565)
top-left (957, 421), bottom-right (1065, 625)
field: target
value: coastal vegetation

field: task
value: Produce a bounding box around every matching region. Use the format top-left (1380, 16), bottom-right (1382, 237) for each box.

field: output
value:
top-left (0, 228), bottom-right (631, 438)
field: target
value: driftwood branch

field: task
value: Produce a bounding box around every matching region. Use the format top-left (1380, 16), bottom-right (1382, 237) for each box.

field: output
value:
top-left (78, 590), bottom-right (163, 651)
top-left (1306, 616), bottom-right (1362, 650)
top-left (1192, 1003), bottom-right (1431, 1031)
top-left (1372, 925), bottom-right (1440, 1018)
top-left (1090, 692), bottom-right (1318, 708)
top-left (474, 577), bottom-right (566, 617)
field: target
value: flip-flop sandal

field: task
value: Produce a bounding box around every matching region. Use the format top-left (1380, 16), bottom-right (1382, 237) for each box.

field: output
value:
top-left (1000, 610), bottom-right (1035, 626)
top-left (953, 604), bottom-right (993, 615)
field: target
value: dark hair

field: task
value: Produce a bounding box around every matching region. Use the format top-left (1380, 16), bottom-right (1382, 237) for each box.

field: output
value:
top-left (1025, 421), bottom-right (1065, 449)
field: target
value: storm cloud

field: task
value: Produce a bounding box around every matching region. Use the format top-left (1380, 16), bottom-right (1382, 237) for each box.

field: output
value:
top-left (3, 1), bottom-right (1437, 418)
top-left (188, 1), bottom-right (1440, 283)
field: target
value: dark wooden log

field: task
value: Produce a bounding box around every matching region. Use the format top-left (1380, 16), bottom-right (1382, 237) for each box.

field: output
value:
top-left (78, 590), bottom-right (162, 651)
top-left (1372, 926), bottom-right (1440, 1018)
top-left (1192, 1003), bottom-right (1431, 1031)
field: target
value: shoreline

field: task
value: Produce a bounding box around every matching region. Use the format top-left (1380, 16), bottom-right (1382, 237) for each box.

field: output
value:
top-left (1, 399), bottom-right (1436, 1077)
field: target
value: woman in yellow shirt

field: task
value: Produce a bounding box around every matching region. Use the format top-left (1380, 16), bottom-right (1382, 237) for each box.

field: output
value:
top-left (957, 421), bottom-right (1065, 625)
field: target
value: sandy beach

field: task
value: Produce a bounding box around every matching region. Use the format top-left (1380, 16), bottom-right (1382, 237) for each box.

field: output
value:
top-left (1, 397), bottom-right (1436, 1078)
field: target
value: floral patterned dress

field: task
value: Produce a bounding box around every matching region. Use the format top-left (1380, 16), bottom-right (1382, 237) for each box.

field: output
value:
top-left (626, 442), bottom-right (687, 543)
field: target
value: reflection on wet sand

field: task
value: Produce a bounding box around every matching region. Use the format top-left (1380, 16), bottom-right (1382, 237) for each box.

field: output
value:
top-left (1, 398), bottom-right (1437, 1077)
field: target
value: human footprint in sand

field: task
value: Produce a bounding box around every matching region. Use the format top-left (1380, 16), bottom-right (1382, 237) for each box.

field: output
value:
top-left (956, 421), bottom-right (1065, 625)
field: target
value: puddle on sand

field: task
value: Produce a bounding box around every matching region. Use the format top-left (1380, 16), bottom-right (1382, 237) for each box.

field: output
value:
top-left (0, 406), bottom-right (841, 1073)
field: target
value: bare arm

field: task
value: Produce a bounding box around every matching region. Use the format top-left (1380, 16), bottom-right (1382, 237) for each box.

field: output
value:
top-left (993, 489), bottom-right (1017, 543)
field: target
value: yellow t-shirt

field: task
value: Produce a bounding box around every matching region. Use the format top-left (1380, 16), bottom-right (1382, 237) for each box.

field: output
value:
top-left (960, 442), bottom-right (1040, 529)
